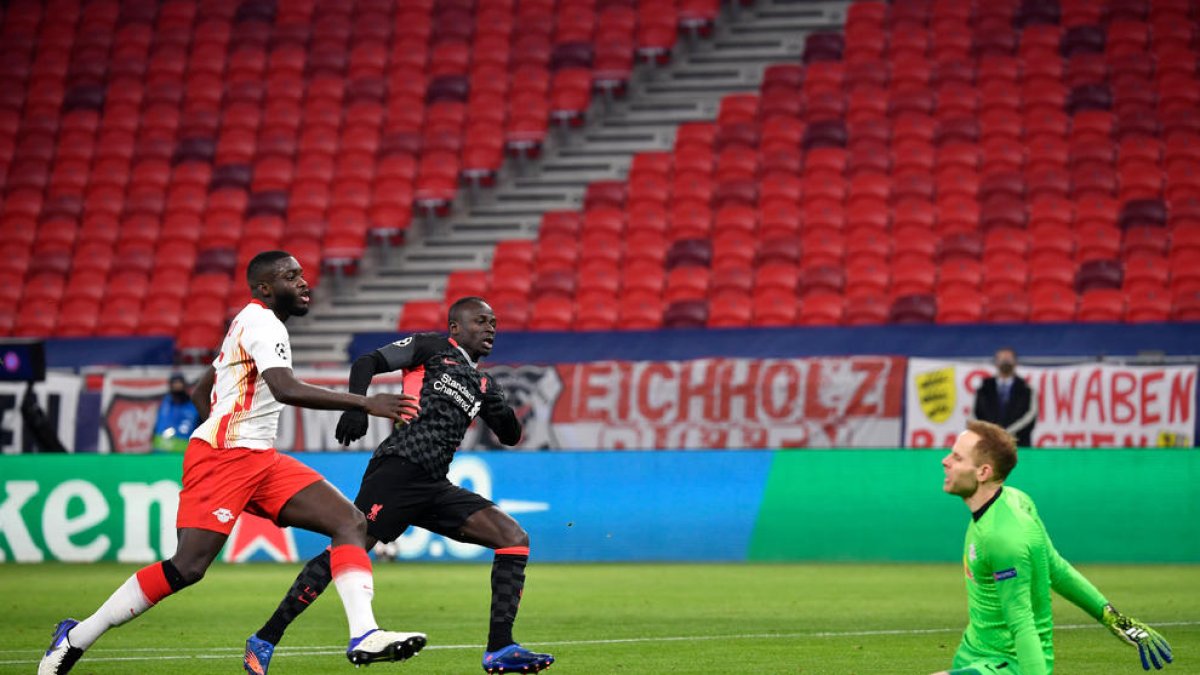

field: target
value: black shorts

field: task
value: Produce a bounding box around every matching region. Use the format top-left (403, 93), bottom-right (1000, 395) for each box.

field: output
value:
top-left (353, 454), bottom-right (494, 543)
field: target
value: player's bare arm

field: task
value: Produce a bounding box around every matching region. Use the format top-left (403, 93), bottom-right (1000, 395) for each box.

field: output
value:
top-left (260, 367), bottom-right (419, 423)
top-left (191, 365), bottom-right (215, 422)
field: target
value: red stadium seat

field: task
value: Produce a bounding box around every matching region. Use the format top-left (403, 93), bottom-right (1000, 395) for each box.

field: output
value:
top-left (1077, 289), bottom-right (1126, 322)
top-left (398, 301), bottom-right (445, 331)
top-left (707, 293), bottom-right (752, 328)
top-left (844, 295), bottom-right (888, 326)
top-left (13, 303), bottom-right (60, 338)
top-left (176, 323), bottom-right (226, 364)
top-left (985, 292), bottom-right (1031, 323)
top-left (796, 292), bottom-right (842, 326)
top-left (936, 289), bottom-right (984, 324)
top-left (94, 298), bottom-right (142, 336)
top-left (664, 267), bottom-right (709, 303)
top-left (1125, 288), bottom-right (1171, 322)
top-left (106, 271), bottom-right (150, 304)
top-left (138, 296), bottom-right (185, 336)
top-left (1030, 286), bottom-right (1077, 323)
top-left (617, 294), bottom-right (663, 330)
top-left (747, 290), bottom-right (794, 327)
top-left (711, 231), bottom-right (756, 270)
top-left (577, 264), bottom-right (622, 301)
top-left (22, 273), bottom-right (67, 305)
top-left (939, 259), bottom-right (983, 293)
top-left (574, 295), bottom-right (620, 331)
top-left (528, 296), bottom-right (575, 331)
top-left (56, 299), bottom-right (100, 337)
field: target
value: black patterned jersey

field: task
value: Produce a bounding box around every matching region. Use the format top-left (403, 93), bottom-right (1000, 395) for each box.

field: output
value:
top-left (371, 333), bottom-right (520, 478)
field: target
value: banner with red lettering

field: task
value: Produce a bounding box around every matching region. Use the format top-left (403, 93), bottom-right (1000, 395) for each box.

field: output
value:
top-left (905, 358), bottom-right (1197, 448)
top-left (101, 357), bottom-right (906, 452)
top-left (465, 357), bottom-right (906, 449)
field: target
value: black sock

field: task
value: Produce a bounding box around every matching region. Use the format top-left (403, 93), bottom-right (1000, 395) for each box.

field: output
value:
top-left (256, 549), bottom-right (333, 645)
top-left (486, 549), bottom-right (528, 652)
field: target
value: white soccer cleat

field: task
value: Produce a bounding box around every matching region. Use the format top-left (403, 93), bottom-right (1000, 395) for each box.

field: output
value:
top-left (39, 619), bottom-right (84, 675)
top-left (346, 628), bottom-right (427, 666)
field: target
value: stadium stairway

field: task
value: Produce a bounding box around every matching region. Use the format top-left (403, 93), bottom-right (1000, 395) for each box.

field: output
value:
top-left (287, 0), bottom-right (852, 364)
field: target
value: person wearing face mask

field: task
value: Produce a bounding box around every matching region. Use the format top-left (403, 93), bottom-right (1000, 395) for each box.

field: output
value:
top-left (151, 373), bottom-right (201, 453)
top-left (971, 348), bottom-right (1037, 447)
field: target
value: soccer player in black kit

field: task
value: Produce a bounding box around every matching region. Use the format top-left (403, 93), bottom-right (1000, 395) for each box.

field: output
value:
top-left (243, 297), bottom-right (554, 675)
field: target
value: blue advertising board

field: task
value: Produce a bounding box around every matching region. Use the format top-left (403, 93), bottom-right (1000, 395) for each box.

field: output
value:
top-left (295, 451), bottom-right (775, 563)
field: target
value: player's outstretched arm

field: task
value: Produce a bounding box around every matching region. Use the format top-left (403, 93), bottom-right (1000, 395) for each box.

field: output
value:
top-left (1103, 604), bottom-right (1174, 671)
top-left (1045, 535), bottom-right (1109, 621)
top-left (261, 367), bottom-right (418, 424)
top-left (192, 365), bottom-right (216, 422)
top-left (1042, 527), bottom-right (1172, 670)
top-left (335, 352), bottom-right (388, 445)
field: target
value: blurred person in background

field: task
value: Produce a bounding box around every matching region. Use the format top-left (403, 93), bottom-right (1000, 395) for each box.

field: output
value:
top-left (971, 347), bottom-right (1037, 447)
top-left (152, 373), bottom-right (199, 453)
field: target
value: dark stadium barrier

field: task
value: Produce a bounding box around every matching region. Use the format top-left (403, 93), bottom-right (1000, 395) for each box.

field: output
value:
top-left (45, 337), bottom-right (174, 369)
top-left (351, 323), bottom-right (1200, 364)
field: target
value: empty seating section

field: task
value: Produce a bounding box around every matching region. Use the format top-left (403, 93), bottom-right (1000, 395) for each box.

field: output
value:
top-left (0, 0), bottom-right (700, 341)
top-left (4, 0), bottom-right (1198, 341)
top-left (408, 0), bottom-right (1200, 330)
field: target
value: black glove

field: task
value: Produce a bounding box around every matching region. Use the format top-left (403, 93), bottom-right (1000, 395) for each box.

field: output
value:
top-left (481, 375), bottom-right (510, 415)
top-left (335, 409), bottom-right (369, 446)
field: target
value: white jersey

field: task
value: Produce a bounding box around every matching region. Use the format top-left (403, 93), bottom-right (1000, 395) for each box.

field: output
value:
top-left (192, 300), bottom-right (292, 450)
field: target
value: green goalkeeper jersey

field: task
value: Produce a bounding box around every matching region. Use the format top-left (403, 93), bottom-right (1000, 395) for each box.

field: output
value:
top-left (954, 486), bottom-right (1109, 675)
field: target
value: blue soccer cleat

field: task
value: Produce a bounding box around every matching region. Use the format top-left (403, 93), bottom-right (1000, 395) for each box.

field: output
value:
top-left (482, 643), bottom-right (555, 674)
top-left (243, 634), bottom-right (275, 675)
top-left (38, 619), bottom-right (83, 675)
top-left (346, 628), bottom-right (427, 666)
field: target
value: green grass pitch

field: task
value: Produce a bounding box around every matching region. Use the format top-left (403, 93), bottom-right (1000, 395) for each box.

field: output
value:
top-left (2, 563), bottom-right (1197, 674)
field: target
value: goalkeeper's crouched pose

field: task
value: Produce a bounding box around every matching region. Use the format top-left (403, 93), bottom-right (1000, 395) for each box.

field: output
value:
top-left (935, 420), bottom-right (1173, 675)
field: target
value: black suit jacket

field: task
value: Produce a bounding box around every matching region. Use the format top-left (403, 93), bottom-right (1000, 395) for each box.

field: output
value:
top-left (973, 375), bottom-right (1036, 446)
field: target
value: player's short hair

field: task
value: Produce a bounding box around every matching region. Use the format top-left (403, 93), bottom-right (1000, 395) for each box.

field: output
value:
top-left (447, 296), bottom-right (487, 327)
top-left (246, 250), bottom-right (294, 287)
top-left (966, 419), bottom-right (1018, 480)
top-left (994, 346), bottom-right (1017, 360)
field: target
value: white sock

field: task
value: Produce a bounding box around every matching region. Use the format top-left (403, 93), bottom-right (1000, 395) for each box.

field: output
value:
top-left (333, 567), bottom-right (379, 639)
top-left (69, 574), bottom-right (152, 650)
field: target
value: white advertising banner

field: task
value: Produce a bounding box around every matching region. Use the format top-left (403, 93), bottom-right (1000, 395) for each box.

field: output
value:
top-left (905, 358), bottom-right (1197, 448)
top-left (0, 373), bottom-right (82, 454)
top-left (100, 368), bottom-right (405, 453)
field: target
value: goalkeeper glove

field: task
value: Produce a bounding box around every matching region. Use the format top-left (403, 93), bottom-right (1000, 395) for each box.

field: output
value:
top-left (1102, 603), bottom-right (1173, 670)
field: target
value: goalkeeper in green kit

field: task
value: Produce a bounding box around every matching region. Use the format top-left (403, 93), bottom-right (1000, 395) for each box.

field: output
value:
top-left (933, 420), bottom-right (1174, 675)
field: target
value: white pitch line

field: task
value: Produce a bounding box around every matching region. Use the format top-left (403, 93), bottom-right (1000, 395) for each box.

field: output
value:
top-left (3, 621), bottom-right (1197, 666)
